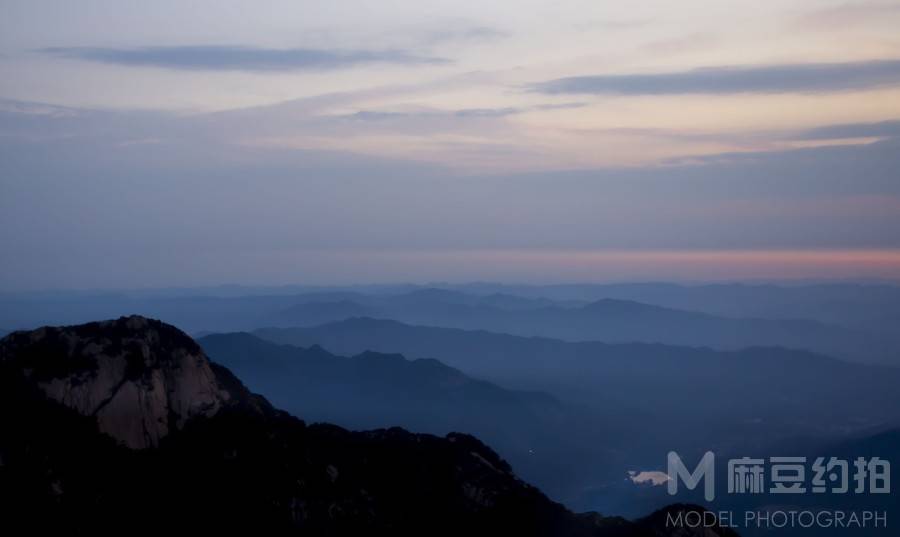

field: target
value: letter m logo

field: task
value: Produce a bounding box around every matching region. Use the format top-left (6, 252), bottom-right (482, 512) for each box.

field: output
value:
top-left (668, 451), bottom-right (715, 501)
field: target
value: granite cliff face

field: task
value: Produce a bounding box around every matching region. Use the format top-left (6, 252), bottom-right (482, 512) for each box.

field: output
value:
top-left (0, 315), bottom-right (237, 448)
top-left (0, 317), bottom-right (737, 536)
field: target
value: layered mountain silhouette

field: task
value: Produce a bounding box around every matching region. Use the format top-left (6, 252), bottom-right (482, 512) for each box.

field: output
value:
top-left (446, 282), bottom-right (900, 338)
top-left (256, 318), bottom-right (900, 447)
top-left (271, 290), bottom-right (896, 364)
top-left (3, 287), bottom-right (895, 363)
top-left (198, 332), bottom-right (646, 500)
top-left (199, 332), bottom-right (568, 436)
top-left (0, 316), bottom-right (736, 536)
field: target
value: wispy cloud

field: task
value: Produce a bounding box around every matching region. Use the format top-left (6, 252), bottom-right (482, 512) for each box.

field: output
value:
top-left (344, 108), bottom-right (517, 121)
top-left (641, 32), bottom-right (718, 55)
top-left (573, 18), bottom-right (652, 32)
top-left (341, 102), bottom-right (586, 121)
top-left (423, 25), bottom-right (508, 45)
top-left (40, 45), bottom-right (447, 72)
top-left (531, 59), bottom-right (900, 95)
top-left (797, 119), bottom-right (900, 140)
top-left (796, 1), bottom-right (900, 29)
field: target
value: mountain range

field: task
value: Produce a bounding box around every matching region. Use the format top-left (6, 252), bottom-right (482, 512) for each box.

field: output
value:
top-left (0, 316), bottom-right (736, 536)
top-left (270, 290), bottom-right (897, 364)
top-left (255, 318), bottom-right (900, 450)
top-left (198, 331), bottom-right (646, 501)
top-left (3, 286), bottom-right (897, 364)
top-left (438, 282), bottom-right (900, 338)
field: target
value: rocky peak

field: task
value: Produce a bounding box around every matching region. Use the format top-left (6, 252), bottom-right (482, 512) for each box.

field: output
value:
top-left (0, 315), bottom-right (238, 448)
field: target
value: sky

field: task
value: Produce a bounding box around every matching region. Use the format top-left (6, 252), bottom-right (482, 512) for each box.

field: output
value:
top-left (2, 0), bottom-right (900, 289)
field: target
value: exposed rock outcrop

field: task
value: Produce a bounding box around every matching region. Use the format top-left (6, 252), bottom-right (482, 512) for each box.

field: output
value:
top-left (0, 316), bottom-right (239, 448)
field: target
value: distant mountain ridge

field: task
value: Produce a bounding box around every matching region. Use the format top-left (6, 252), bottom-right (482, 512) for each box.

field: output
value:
top-left (198, 331), bottom-right (566, 435)
top-left (443, 282), bottom-right (900, 336)
top-left (198, 331), bottom-right (641, 500)
top-left (269, 289), bottom-right (897, 364)
top-left (3, 286), bottom-right (896, 363)
top-left (256, 318), bottom-right (900, 445)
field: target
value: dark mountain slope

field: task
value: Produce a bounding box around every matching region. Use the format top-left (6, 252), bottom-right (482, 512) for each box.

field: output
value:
top-left (0, 316), bottom-right (731, 536)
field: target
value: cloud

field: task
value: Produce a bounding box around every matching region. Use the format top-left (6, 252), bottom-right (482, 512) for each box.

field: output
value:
top-left (39, 45), bottom-right (447, 72)
top-left (573, 18), bottom-right (652, 32)
top-left (0, 99), bottom-right (81, 118)
top-left (797, 119), bottom-right (900, 140)
top-left (532, 102), bottom-right (588, 111)
top-left (341, 103), bottom-right (587, 121)
top-left (343, 108), bottom-right (518, 121)
top-left (796, 1), bottom-right (900, 29)
top-left (347, 107), bottom-right (525, 121)
top-left (531, 59), bottom-right (900, 95)
top-left (423, 25), bottom-right (508, 45)
top-left (641, 33), bottom-right (718, 55)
